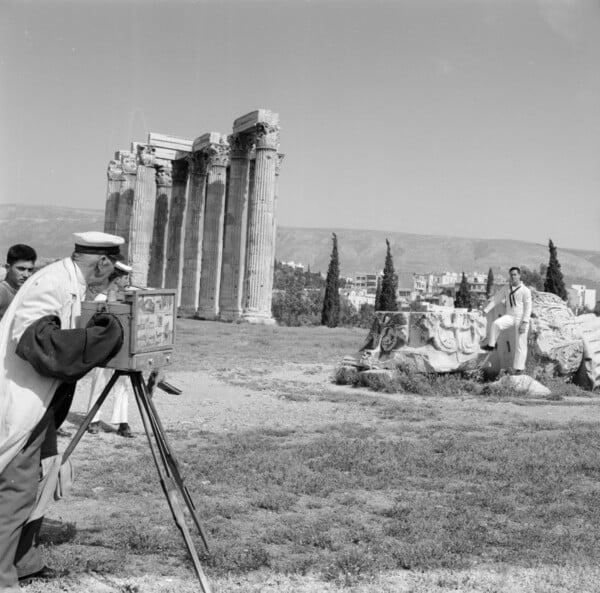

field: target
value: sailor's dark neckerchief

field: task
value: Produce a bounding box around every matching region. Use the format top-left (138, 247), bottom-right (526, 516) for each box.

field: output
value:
top-left (509, 284), bottom-right (522, 307)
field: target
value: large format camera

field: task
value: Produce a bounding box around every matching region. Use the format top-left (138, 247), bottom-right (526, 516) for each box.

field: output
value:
top-left (80, 289), bottom-right (176, 371)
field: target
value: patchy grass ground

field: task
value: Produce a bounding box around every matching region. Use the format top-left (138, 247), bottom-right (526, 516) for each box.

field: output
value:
top-left (25, 319), bottom-right (600, 593)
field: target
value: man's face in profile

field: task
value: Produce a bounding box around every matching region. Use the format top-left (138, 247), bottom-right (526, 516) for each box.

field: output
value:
top-left (88, 255), bottom-right (116, 288)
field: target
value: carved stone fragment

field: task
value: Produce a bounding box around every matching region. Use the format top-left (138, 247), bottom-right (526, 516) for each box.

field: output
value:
top-left (342, 292), bottom-right (600, 391)
top-left (344, 309), bottom-right (488, 374)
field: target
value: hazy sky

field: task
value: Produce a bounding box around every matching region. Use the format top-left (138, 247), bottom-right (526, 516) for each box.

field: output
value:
top-left (1, 0), bottom-right (599, 250)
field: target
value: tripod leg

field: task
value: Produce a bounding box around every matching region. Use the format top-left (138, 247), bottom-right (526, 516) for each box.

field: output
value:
top-left (62, 369), bottom-right (122, 464)
top-left (130, 373), bottom-right (212, 593)
top-left (133, 372), bottom-right (211, 552)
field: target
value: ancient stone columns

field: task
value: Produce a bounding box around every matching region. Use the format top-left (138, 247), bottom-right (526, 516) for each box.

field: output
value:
top-left (102, 148), bottom-right (157, 286)
top-left (147, 162), bottom-right (172, 288)
top-left (129, 147), bottom-right (157, 287)
top-left (180, 151), bottom-right (208, 313)
top-left (104, 159), bottom-right (123, 235)
top-left (103, 109), bottom-right (282, 325)
top-left (219, 131), bottom-right (253, 321)
top-left (164, 160), bottom-right (189, 304)
top-left (241, 116), bottom-right (280, 324)
top-left (197, 134), bottom-right (229, 320)
top-left (114, 151), bottom-right (137, 252)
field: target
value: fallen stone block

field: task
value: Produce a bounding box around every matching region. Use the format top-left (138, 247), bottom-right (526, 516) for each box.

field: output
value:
top-left (495, 374), bottom-right (551, 397)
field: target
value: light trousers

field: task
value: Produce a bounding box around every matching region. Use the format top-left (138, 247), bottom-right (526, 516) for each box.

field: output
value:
top-left (87, 368), bottom-right (130, 425)
top-left (488, 314), bottom-right (529, 371)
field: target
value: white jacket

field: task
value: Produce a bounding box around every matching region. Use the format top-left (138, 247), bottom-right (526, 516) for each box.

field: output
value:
top-left (484, 282), bottom-right (532, 322)
top-left (0, 258), bottom-right (86, 473)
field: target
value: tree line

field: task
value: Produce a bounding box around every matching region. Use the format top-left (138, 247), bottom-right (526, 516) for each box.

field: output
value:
top-left (273, 235), bottom-right (592, 328)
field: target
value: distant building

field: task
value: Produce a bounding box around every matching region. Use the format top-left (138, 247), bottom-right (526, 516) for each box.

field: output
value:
top-left (413, 273), bottom-right (428, 294)
top-left (568, 284), bottom-right (597, 311)
top-left (281, 260), bottom-right (305, 271)
top-left (342, 289), bottom-right (376, 310)
top-left (437, 271), bottom-right (459, 288)
top-left (413, 271), bottom-right (460, 296)
top-left (397, 287), bottom-right (417, 304)
top-left (350, 272), bottom-right (382, 295)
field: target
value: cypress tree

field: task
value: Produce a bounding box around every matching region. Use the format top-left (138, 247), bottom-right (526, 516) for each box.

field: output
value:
top-left (374, 276), bottom-right (382, 311)
top-left (455, 272), bottom-right (472, 309)
top-left (485, 267), bottom-right (494, 299)
top-left (379, 239), bottom-right (398, 311)
top-left (321, 233), bottom-right (340, 327)
top-left (544, 239), bottom-right (567, 300)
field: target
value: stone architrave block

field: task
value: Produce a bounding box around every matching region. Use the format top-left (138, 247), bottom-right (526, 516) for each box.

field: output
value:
top-left (232, 110), bottom-right (279, 135)
top-left (148, 133), bottom-right (193, 161)
top-left (192, 132), bottom-right (226, 152)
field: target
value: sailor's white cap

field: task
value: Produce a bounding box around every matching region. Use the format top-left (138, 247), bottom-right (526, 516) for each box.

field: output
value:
top-left (73, 232), bottom-right (125, 260)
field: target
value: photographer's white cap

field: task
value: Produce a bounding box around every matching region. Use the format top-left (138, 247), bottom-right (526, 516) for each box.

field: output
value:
top-left (73, 231), bottom-right (125, 260)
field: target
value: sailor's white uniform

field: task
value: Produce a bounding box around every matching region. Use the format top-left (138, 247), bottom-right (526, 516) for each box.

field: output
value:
top-left (483, 282), bottom-right (533, 371)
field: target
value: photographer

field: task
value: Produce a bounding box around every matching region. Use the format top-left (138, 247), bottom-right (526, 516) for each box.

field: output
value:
top-left (0, 232), bottom-right (125, 592)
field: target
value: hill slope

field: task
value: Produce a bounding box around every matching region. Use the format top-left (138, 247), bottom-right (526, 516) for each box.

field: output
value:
top-left (1, 203), bottom-right (599, 290)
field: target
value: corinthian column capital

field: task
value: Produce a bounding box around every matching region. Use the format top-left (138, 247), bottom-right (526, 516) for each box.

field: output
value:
top-left (136, 144), bottom-right (156, 167)
top-left (120, 150), bottom-right (137, 174)
top-left (227, 133), bottom-right (255, 159)
top-left (156, 162), bottom-right (173, 187)
top-left (188, 152), bottom-right (208, 178)
top-left (107, 159), bottom-right (124, 181)
top-left (206, 142), bottom-right (230, 168)
top-left (255, 122), bottom-right (280, 151)
top-left (192, 133), bottom-right (230, 168)
top-left (232, 109), bottom-right (280, 152)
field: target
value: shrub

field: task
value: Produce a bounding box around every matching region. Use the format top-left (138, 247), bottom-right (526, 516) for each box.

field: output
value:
top-left (334, 365), bottom-right (360, 386)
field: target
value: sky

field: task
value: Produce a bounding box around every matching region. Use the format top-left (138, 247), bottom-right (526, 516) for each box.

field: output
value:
top-left (1, 0), bottom-right (599, 251)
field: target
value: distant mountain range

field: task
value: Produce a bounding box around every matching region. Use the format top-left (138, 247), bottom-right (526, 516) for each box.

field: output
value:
top-left (2, 203), bottom-right (599, 292)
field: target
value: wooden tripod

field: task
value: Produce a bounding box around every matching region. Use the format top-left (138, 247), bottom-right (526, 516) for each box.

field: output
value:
top-left (62, 370), bottom-right (212, 593)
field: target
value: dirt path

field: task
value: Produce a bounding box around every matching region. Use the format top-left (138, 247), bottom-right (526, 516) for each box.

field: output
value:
top-left (67, 363), bottom-right (600, 435)
top-left (30, 364), bottom-right (600, 593)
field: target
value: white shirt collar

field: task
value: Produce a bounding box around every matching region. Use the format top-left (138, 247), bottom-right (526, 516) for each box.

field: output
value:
top-left (72, 259), bottom-right (88, 301)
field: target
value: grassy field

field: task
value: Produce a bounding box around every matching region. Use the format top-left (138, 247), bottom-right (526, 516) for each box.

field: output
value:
top-left (25, 319), bottom-right (600, 593)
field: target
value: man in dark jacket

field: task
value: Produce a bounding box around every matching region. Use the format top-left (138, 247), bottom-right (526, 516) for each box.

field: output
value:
top-left (0, 232), bottom-right (125, 592)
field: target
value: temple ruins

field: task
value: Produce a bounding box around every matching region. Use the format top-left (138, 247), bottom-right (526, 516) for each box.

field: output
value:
top-left (103, 109), bottom-right (282, 324)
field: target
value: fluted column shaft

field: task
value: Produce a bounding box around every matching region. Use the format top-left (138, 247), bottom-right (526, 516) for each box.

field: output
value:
top-left (242, 122), bottom-right (280, 324)
top-left (148, 162), bottom-right (173, 288)
top-left (164, 160), bottom-right (189, 306)
top-left (197, 138), bottom-right (230, 319)
top-left (180, 152), bottom-right (208, 313)
top-left (266, 153), bottom-right (284, 301)
top-left (104, 159), bottom-right (123, 234)
top-left (218, 134), bottom-right (253, 321)
top-left (114, 151), bottom-right (137, 257)
top-left (129, 147), bottom-right (157, 287)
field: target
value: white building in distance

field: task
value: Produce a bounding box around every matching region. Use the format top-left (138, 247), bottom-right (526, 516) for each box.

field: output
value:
top-left (568, 284), bottom-right (597, 311)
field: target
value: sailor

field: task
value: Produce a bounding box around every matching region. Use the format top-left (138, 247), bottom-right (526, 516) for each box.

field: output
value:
top-left (86, 261), bottom-right (136, 438)
top-left (0, 232), bottom-right (125, 592)
top-left (481, 266), bottom-right (532, 374)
